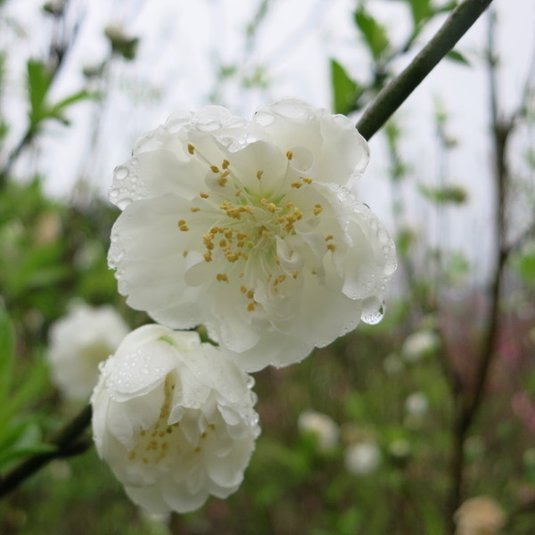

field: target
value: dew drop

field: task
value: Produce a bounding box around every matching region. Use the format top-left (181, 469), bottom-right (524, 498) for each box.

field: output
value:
top-left (361, 298), bottom-right (385, 325)
top-left (114, 166), bottom-right (129, 180)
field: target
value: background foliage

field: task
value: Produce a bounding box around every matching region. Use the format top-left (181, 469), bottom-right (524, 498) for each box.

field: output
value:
top-left (1, 0), bottom-right (535, 533)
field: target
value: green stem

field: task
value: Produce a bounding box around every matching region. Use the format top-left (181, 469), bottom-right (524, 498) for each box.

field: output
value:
top-left (0, 404), bottom-right (92, 498)
top-left (357, 0), bottom-right (494, 140)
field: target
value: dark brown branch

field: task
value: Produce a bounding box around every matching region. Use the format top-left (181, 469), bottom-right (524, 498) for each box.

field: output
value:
top-left (0, 404), bottom-right (92, 498)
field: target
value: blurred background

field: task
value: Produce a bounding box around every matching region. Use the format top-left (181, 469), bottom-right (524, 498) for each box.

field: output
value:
top-left (0, 0), bottom-right (534, 533)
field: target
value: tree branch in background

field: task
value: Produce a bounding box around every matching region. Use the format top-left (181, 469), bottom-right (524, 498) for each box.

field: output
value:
top-left (0, 404), bottom-right (92, 498)
top-left (357, 0), bottom-right (493, 141)
top-left (446, 8), bottom-right (529, 530)
top-left (0, 0), bottom-right (81, 185)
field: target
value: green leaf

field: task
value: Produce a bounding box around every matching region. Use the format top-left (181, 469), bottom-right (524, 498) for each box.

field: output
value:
top-left (514, 246), bottom-right (535, 283)
top-left (330, 59), bottom-right (361, 114)
top-left (446, 49), bottom-right (470, 66)
top-left (354, 8), bottom-right (390, 62)
top-left (47, 89), bottom-right (98, 120)
top-left (407, 0), bottom-right (432, 27)
top-left (27, 59), bottom-right (53, 129)
top-left (418, 184), bottom-right (468, 204)
top-left (0, 304), bottom-right (15, 399)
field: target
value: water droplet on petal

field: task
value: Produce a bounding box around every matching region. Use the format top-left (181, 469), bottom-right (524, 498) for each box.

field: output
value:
top-left (114, 166), bottom-right (129, 180)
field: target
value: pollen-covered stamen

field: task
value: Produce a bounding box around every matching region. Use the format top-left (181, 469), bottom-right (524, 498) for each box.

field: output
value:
top-left (128, 374), bottom-right (180, 465)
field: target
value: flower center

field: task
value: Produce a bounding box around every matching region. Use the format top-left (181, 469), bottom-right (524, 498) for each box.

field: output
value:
top-left (178, 145), bottom-right (337, 312)
top-left (127, 374), bottom-right (215, 466)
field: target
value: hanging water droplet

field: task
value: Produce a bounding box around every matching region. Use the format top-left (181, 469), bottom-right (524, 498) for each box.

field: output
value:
top-left (361, 299), bottom-right (385, 325)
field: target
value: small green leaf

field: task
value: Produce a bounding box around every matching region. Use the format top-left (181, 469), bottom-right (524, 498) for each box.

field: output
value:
top-left (0, 304), bottom-right (15, 399)
top-left (418, 184), bottom-right (468, 204)
top-left (27, 59), bottom-right (53, 129)
top-left (407, 0), bottom-right (432, 27)
top-left (330, 59), bottom-right (361, 114)
top-left (354, 8), bottom-right (390, 62)
top-left (446, 50), bottom-right (470, 66)
top-left (514, 246), bottom-right (535, 283)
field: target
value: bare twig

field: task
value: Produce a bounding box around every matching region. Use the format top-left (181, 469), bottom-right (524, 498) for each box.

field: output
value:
top-left (0, 405), bottom-right (92, 498)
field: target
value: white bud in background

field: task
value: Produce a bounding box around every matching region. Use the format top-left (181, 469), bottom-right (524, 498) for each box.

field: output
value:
top-left (344, 441), bottom-right (381, 475)
top-left (47, 303), bottom-right (129, 400)
top-left (298, 410), bottom-right (339, 453)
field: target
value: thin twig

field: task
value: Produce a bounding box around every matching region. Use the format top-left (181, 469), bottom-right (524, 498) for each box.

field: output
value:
top-left (446, 9), bottom-right (512, 531)
top-left (0, 404), bottom-right (92, 498)
top-left (357, 0), bottom-right (494, 141)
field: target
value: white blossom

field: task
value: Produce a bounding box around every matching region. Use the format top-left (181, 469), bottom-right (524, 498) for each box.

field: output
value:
top-left (108, 99), bottom-right (396, 371)
top-left (404, 391), bottom-right (429, 418)
top-left (344, 441), bottom-right (381, 475)
top-left (91, 324), bottom-right (260, 514)
top-left (47, 303), bottom-right (129, 400)
top-left (401, 329), bottom-right (440, 362)
top-left (298, 410), bottom-right (339, 453)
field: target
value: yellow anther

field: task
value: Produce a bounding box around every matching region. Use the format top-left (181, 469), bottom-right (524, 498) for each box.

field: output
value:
top-left (218, 177), bottom-right (228, 187)
top-left (234, 188), bottom-right (243, 197)
top-left (266, 203), bottom-right (277, 213)
top-left (237, 232), bottom-right (247, 241)
top-left (216, 273), bottom-right (229, 282)
top-left (203, 252), bottom-right (212, 262)
top-left (210, 165), bottom-right (220, 173)
top-left (302, 177), bottom-right (313, 184)
top-left (194, 446), bottom-right (202, 453)
top-left (183, 250), bottom-right (189, 257)
top-left (224, 230), bottom-right (233, 239)
top-left (327, 243), bottom-right (336, 252)
top-left (313, 204), bottom-right (323, 215)
top-left (291, 182), bottom-right (302, 189)
top-left (178, 219), bottom-right (187, 226)
top-left (256, 170), bottom-right (264, 180)
top-left (222, 159), bottom-right (230, 169)
top-left (286, 150), bottom-right (294, 160)
top-left (240, 286), bottom-right (247, 294)
top-left (246, 289), bottom-right (254, 299)
top-left (219, 239), bottom-right (228, 248)
top-left (325, 234), bottom-right (334, 241)
top-left (191, 207), bottom-right (200, 212)
top-left (187, 143), bottom-right (195, 155)
top-left (221, 170), bottom-right (230, 178)
top-left (247, 302), bottom-right (256, 312)
top-left (225, 252), bottom-right (239, 262)
top-left (200, 192), bottom-right (209, 199)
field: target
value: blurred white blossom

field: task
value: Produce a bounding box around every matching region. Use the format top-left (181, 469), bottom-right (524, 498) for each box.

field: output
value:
top-left (454, 496), bottom-right (505, 535)
top-left (298, 410), bottom-right (339, 453)
top-left (108, 98), bottom-right (396, 371)
top-left (344, 441), bottom-right (381, 475)
top-left (91, 324), bottom-right (260, 514)
top-left (405, 391), bottom-right (429, 418)
top-left (402, 329), bottom-right (440, 362)
top-left (47, 303), bottom-right (128, 400)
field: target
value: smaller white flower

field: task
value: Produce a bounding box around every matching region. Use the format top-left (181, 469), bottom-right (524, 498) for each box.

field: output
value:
top-left (91, 325), bottom-right (260, 514)
top-left (404, 392), bottom-right (429, 418)
top-left (388, 438), bottom-right (411, 459)
top-left (344, 441), bottom-right (381, 475)
top-left (47, 303), bottom-right (128, 400)
top-left (401, 329), bottom-right (440, 362)
top-left (297, 410), bottom-right (339, 453)
top-left (455, 496), bottom-right (505, 535)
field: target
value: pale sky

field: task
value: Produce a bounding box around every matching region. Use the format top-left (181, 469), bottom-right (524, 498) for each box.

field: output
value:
top-left (2, 0), bottom-right (534, 281)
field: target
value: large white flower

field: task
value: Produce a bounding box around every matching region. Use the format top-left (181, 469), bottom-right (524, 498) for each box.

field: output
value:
top-left (47, 303), bottom-right (129, 400)
top-left (91, 324), bottom-right (260, 514)
top-left (108, 99), bottom-right (396, 371)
